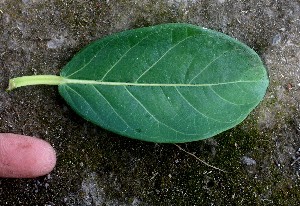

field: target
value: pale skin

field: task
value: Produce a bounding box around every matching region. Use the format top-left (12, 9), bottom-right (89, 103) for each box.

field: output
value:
top-left (0, 133), bottom-right (56, 178)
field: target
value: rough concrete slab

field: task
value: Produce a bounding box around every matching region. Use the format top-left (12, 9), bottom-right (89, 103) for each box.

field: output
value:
top-left (0, 0), bottom-right (299, 205)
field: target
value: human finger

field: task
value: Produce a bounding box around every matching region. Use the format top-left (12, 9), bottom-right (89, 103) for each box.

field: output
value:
top-left (0, 133), bottom-right (56, 178)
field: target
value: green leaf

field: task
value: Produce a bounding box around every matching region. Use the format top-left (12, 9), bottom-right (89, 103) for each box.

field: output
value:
top-left (8, 23), bottom-right (269, 143)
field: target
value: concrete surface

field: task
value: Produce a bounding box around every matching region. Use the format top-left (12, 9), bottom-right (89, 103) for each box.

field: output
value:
top-left (0, 0), bottom-right (299, 205)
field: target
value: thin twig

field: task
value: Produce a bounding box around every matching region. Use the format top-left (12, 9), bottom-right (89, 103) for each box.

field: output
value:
top-left (291, 156), bottom-right (300, 166)
top-left (174, 144), bottom-right (227, 173)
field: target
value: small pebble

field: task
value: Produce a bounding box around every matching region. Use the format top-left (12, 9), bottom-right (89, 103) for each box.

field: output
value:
top-left (241, 156), bottom-right (256, 166)
top-left (272, 34), bottom-right (282, 45)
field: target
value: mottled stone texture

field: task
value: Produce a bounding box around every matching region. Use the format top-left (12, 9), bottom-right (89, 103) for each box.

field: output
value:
top-left (0, 0), bottom-right (299, 205)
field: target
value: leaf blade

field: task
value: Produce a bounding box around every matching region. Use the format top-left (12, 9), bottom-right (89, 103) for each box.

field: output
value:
top-left (59, 23), bottom-right (269, 143)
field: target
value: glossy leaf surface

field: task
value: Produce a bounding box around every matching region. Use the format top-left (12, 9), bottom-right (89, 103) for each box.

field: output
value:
top-left (58, 23), bottom-right (269, 143)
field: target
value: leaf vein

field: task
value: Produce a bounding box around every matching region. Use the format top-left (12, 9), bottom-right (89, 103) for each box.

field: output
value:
top-left (209, 86), bottom-right (241, 106)
top-left (100, 34), bottom-right (151, 81)
top-left (188, 48), bottom-right (240, 83)
top-left (175, 87), bottom-right (228, 123)
top-left (124, 87), bottom-right (199, 135)
top-left (91, 85), bottom-right (132, 133)
top-left (64, 85), bottom-right (104, 124)
top-left (65, 39), bottom-right (114, 78)
top-left (135, 36), bottom-right (194, 83)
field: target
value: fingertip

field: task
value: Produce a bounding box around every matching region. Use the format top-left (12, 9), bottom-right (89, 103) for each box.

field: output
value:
top-left (0, 133), bottom-right (57, 178)
top-left (32, 136), bottom-right (57, 177)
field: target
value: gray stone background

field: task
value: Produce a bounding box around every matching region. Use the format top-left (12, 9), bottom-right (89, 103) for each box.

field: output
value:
top-left (0, 0), bottom-right (299, 205)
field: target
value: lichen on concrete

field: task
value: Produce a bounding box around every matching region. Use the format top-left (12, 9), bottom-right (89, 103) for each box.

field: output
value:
top-left (0, 0), bottom-right (300, 205)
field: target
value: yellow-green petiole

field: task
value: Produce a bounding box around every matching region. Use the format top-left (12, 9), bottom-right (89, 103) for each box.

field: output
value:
top-left (7, 75), bottom-right (64, 91)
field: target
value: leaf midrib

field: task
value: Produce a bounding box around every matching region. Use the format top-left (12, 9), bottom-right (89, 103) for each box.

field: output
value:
top-left (61, 78), bottom-right (264, 87)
